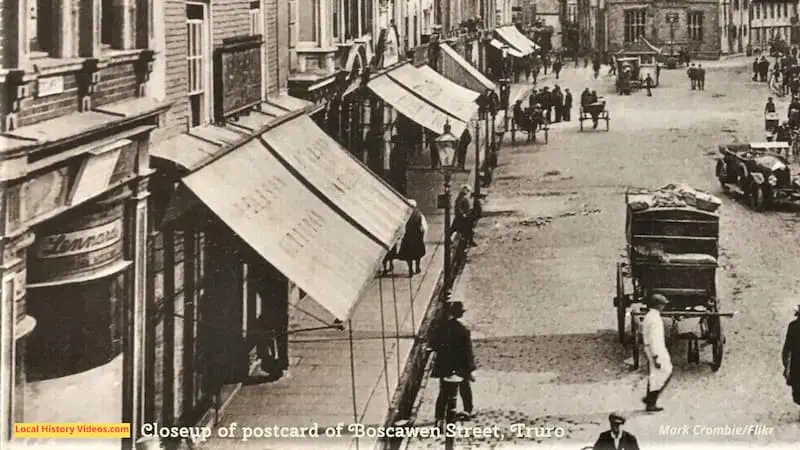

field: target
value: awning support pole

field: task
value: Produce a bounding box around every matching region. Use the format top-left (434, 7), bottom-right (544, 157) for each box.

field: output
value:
top-left (348, 320), bottom-right (360, 450)
top-left (391, 274), bottom-right (402, 379)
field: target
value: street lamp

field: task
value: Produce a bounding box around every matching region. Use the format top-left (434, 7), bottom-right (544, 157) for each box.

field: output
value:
top-left (442, 373), bottom-right (464, 450)
top-left (435, 121), bottom-right (459, 289)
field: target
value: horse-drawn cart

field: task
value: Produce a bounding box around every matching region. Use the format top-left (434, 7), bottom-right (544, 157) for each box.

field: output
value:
top-left (614, 185), bottom-right (734, 371)
top-left (579, 101), bottom-right (610, 131)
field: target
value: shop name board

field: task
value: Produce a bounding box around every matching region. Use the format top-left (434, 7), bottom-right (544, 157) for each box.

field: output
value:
top-left (35, 219), bottom-right (123, 259)
top-left (214, 35), bottom-right (263, 121)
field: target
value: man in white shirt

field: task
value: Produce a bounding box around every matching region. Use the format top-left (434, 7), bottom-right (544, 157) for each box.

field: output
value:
top-left (641, 294), bottom-right (673, 412)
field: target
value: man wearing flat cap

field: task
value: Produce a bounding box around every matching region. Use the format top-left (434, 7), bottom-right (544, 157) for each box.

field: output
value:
top-left (454, 185), bottom-right (477, 247)
top-left (782, 304), bottom-right (800, 415)
top-left (593, 413), bottom-right (639, 450)
top-left (642, 293), bottom-right (673, 412)
top-left (429, 300), bottom-right (477, 426)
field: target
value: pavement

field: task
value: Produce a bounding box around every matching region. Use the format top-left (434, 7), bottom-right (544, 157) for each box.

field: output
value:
top-left (406, 59), bottom-right (800, 449)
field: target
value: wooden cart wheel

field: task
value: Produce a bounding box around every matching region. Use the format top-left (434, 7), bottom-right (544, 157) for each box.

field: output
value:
top-left (709, 316), bottom-right (724, 371)
top-left (631, 313), bottom-right (640, 369)
top-left (616, 263), bottom-right (627, 343)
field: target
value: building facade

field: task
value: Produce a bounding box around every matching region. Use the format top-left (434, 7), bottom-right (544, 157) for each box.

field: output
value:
top-left (729, 0), bottom-right (750, 53)
top-left (605, 0), bottom-right (722, 58)
top-left (0, 0), bottom-right (166, 447)
top-left (750, 0), bottom-right (798, 51)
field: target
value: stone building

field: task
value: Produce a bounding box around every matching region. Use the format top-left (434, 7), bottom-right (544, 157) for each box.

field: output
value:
top-left (750, 0), bottom-right (797, 52)
top-left (0, 0), bottom-right (165, 447)
top-left (605, 0), bottom-right (721, 58)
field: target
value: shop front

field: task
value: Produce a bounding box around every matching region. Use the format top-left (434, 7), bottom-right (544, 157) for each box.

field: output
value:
top-left (0, 100), bottom-right (166, 446)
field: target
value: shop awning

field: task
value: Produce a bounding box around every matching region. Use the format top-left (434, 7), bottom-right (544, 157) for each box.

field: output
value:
top-left (387, 64), bottom-right (478, 124)
top-left (489, 39), bottom-right (525, 58)
top-left (495, 27), bottom-right (533, 57)
top-left (368, 73), bottom-right (467, 137)
top-left (180, 116), bottom-right (412, 321)
top-left (440, 43), bottom-right (496, 92)
top-left (509, 26), bottom-right (541, 52)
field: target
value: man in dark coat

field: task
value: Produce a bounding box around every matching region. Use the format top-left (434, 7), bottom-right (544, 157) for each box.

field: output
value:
top-left (687, 63), bottom-right (698, 90)
top-left (753, 57), bottom-right (760, 81)
top-left (697, 64), bottom-right (706, 90)
top-left (551, 86), bottom-right (564, 123)
top-left (594, 413), bottom-right (640, 450)
top-left (644, 74), bottom-right (654, 97)
top-left (782, 305), bottom-right (800, 412)
top-left (552, 58), bottom-right (563, 79)
top-left (563, 88), bottom-right (573, 121)
top-left (454, 185), bottom-right (477, 246)
top-left (429, 301), bottom-right (477, 424)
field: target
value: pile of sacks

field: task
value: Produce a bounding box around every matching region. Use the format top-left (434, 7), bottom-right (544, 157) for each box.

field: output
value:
top-left (628, 184), bottom-right (722, 213)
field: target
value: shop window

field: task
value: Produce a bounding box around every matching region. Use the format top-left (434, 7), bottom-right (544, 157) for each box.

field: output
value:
top-left (26, 273), bottom-right (127, 381)
top-left (688, 12), bottom-right (703, 41)
top-left (624, 9), bottom-right (646, 43)
top-left (187, 2), bottom-right (211, 127)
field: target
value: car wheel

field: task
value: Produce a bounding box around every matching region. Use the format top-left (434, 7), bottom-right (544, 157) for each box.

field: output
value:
top-left (753, 185), bottom-right (767, 211)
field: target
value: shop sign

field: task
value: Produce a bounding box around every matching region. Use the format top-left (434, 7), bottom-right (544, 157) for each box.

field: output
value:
top-left (377, 26), bottom-right (400, 68)
top-left (35, 219), bottom-right (123, 260)
top-left (36, 76), bottom-right (65, 98)
top-left (214, 35), bottom-right (263, 121)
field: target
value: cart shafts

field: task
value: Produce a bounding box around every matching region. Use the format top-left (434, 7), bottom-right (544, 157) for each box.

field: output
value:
top-left (631, 311), bottom-right (735, 318)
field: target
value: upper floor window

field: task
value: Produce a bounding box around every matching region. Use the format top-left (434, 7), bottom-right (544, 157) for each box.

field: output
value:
top-left (187, 2), bottom-right (211, 127)
top-left (298, 0), bottom-right (320, 43)
top-left (784, 2), bottom-right (789, 17)
top-left (771, 3), bottom-right (775, 18)
top-left (249, 1), bottom-right (262, 36)
top-left (688, 12), bottom-right (703, 41)
top-left (624, 9), bottom-right (646, 43)
top-left (756, 3), bottom-right (760, 19)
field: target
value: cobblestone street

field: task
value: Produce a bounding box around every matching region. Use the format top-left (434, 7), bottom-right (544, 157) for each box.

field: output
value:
top-left (406, 59), bottom-right (800, 449)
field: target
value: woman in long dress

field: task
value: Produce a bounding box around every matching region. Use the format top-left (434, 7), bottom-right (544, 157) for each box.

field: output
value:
top-left (397, 200), bottom-right (427, 277)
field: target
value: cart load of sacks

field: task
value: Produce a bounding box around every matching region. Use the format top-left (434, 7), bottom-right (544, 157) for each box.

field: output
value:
top-left (628, 183), bottom-right (722, 213)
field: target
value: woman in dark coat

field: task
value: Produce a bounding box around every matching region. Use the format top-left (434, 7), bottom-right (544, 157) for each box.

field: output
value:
top-left (783, 305), bottom-right (800, 412)
top-left (397, 200), bottom-right (428, 277)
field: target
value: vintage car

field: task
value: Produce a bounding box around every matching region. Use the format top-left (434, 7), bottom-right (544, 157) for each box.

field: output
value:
top-left (716, 141), bottom-right (800, 210)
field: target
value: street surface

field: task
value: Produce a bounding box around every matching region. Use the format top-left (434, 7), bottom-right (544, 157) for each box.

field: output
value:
top-left (407, 58), bottom-right (800, 449)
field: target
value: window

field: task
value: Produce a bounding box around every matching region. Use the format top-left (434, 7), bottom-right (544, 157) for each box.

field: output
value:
top-left (26, 0), bottom-right (134, 59)
top-left (298, 0), bottom-right (319, 42)
top-left (568, 4), bottom-right (578, 22)
top-left (187, 3), bottom-right (210, 127)
top-left (785, 2), bottom-right (789, 16)
top-left (332, 3), bottom-right (338, 39)
top-left (756, 3), bottom-right (760, 19)
top-left (404, 17), bottom-right (410, 51)
top-left (249, 1), bottom-right (262, 36)
top-left (771, 3), bottom-right (775, 18)
top-left (688, 12), bottom-right (703, 41)
top-left (624, 9), bottom-right (646, 43)
top-left (734, 0), bottom-right (739, 10)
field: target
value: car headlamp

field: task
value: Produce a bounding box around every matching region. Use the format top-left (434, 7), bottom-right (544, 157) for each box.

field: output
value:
top-left (768, 174), bottom-right (778, 186)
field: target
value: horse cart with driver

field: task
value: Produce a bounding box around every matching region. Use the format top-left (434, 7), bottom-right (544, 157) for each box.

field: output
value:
top-left (579, 100), bottom-right (610, 131)
top-left (613, 185), bottom-right (734, 372)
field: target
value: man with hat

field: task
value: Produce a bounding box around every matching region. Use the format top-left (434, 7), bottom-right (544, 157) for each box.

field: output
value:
top-left (593, 413), bottom-right (640, 450)
top-left (429, 300), bottom-right (477, 426)
top-left (782, 304), bottom-right (800, 415)
top-left (454, 185), bottom-right (477, 247)
top-left (641, 293), bottom-right (673, 412)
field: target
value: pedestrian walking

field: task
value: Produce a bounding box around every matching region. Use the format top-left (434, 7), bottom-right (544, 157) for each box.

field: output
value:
top-left (397, 199), bottom-right (427, 277)
top-left (782, 304), bottom-right (800, 416)
top-left (697, 64), bottom-right (706, 90)
top-left (552, 86), bottom-right (564, 123)
top-left (553, 58), bottom-right (563, 79)
top-left (592, 58), bottom-right (601, 79)
top-left (753, 57), bottom-right (761, 81)
top-left (563, 88), bottom-right (573, 121)
top-left (454, 185), bottom-right (477, 247)
top-left (593, 413), bottom-right (640, 450)
top-left (760, 57), bottom-right (770, 82)
top-left (644, 74), bottom-right (653, 97)
top-left (642, 294), bottom-right (673, 412)
top-left (687, 63), bottom-right (698, 90)
top-left (429, 300), bottom-right (477, 427)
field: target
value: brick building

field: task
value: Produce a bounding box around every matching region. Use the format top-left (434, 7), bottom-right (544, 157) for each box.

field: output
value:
top-left (0, 0), bottom-right (166, 447)
top-left (605, 0), bottom-right (722, 58)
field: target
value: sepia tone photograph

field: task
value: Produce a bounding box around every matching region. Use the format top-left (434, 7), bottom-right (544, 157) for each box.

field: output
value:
top-left (1, 0), bottom-right (800, 448)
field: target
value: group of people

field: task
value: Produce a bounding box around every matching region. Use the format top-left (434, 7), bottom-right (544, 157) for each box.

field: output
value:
top-left (512, 85), bottom-right (574, 136)
top-left (687, 63), bottom-right (707, 90)
top-left (383, 186), bottom-right (480, 278)
top-left (753, 56), bottom-right (772, 83)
